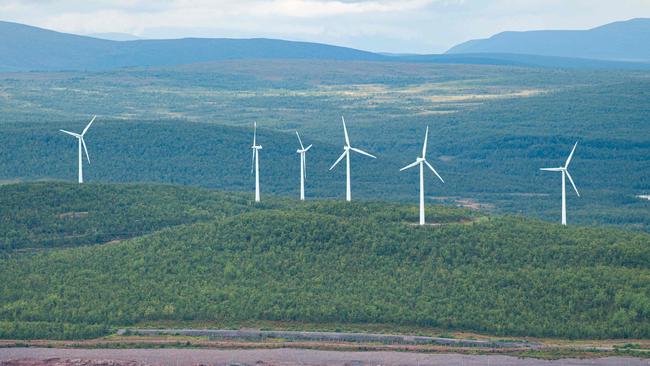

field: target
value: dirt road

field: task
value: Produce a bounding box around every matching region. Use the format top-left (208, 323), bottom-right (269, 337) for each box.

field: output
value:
top-left (1, 348), bottom-right (648, 366)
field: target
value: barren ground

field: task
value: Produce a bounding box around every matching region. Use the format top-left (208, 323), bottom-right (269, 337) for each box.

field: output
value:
top-left (2, 348), bottom-right (649, 366)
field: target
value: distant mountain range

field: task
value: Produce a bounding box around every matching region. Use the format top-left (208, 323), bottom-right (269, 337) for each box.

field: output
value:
top-left (87, 32), bottom-right (142, 41)
top-left (447, 18), bottom-right (650, 62)
top-left (1, 19), bottom-right (650, 72)
top-left (0, 21), bottom-right (383, 71)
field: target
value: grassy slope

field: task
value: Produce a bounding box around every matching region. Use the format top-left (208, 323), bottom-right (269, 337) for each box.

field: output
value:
top-left (0, 183), bottom-right (648, 340)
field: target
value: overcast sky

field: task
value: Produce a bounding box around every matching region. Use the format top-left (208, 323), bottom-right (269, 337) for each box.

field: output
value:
top-left (1, 0), bottom-right (649, 53)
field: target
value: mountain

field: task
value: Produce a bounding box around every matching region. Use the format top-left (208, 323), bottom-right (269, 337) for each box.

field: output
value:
top-left (2, 20), bottom-right (650, 72)
top-left (447, 18), bottom-right (650, 62)
top-left (87, 32), bottom-right (141, 41)
top-left (0, 182), bottom-right (648, 340)
top-left (397, 52), bottom-right (650, 70)
top-left (0, 21), bottom-right (385, 71)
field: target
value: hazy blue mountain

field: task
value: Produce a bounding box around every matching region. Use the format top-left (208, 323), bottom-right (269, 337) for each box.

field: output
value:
top-left (2, 20), bottom-right (650, 72)
top-left (87, 32), bottom-right (142, 41)
top-left (397, 52), bottom-right (650, 70)
top-left (0, 21), bottom-right (385, 71)
top-left (446, 18), bottom-right (650, 62)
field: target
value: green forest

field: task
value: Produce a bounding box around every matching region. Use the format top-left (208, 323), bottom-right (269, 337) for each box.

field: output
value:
top-left (0, 182), bottom-right (648, 340)
top-left (0, 61), bottom-right (648, 230)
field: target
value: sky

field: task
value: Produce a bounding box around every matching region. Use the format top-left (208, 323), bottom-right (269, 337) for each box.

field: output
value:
top-left (1, 0), bottom-right (649, 53)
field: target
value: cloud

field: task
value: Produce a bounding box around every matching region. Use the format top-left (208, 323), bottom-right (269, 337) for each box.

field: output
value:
top-left (0, 0), bottom-right (649, 53)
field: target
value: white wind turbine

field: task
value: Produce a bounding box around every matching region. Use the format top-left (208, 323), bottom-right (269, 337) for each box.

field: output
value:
top-left (330, 116), bottom-right (376, 202)
top-left (59, 115), bottom-right (96, 184)
top-left (540, 141), bottom-right (580, 225)
top-left (295, 131), bottom-right (312, 201)
top-left (400, 126), bottom-right (444, 225)
top-left (251, 122), bottom-right (262, 202)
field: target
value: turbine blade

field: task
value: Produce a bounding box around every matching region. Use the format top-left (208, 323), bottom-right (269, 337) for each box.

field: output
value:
top-left (350, 147), bottom-right (376, 159)
top-left (399, 160), bottom-right (419, 171)
top-left (253, 122), bottom-right (257, 146)
top-left (565, 141), bottom-right (578, 168)
top-left (565, 170), bottom-right (580, 197)
top-left (60, 129), bottom-right (80, 138)
top-left (303, 154), bottom-right (307, 179)
top-left (304, 144), bottom-right (312, 152)
top-left (425, 160), bottom-right (444, 183)
top-left (422, 125), bottom-right (429, 158)
top-left (81, 137), bottom-right (90, 164)
top-left (540, 168), bottom-right (563, 171)
top-left (296, 131), bottom-right (304, 150)
top-left (81, 115), bottom-right (96, 136)
top-left (342, 116), bottom-right (350, 147)
top-left (330, 151), bottom-right (347, 170)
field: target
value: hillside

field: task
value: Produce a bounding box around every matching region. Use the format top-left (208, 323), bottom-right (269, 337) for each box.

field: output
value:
top-left (447, 18), bottom-right (650, 62)
top-left (0, 183), bottom-right (648, 341)
top-left (0, 61), bottom-right (648, 231)
top-left (0, 183), bottom-right (257, 250)
top-left (0, 21), bottom-right (385, 72)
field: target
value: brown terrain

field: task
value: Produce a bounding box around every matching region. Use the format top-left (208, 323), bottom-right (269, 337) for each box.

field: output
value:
top-left (2, 348), bottom-right (649, 366)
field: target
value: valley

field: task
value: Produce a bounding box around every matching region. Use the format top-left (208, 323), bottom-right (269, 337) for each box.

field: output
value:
top-left (0, 15), bottom-right (649, 365)
top-left (0, 61), bottom-right (647, 230)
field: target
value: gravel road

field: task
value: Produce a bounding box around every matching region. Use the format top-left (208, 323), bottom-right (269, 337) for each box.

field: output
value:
top-left (1, 348), bottom-right (649, 366)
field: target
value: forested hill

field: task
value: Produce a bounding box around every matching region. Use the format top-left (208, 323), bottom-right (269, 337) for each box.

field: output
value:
top-left (0, 182), bottom-right (648, 340)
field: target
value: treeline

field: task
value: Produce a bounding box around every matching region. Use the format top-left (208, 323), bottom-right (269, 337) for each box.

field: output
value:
top-left (0, 182), bottom-right (256, 250)
top-left (0, 62), bottom-right (648, 231)
top-left (0, 321), bottom-right (108, 340)
top-left (0, 193), bottom-right (647, 340)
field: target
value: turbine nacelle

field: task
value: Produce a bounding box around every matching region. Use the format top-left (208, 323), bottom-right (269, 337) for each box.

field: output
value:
top-left (59, 115), bottom-right (96, 183)
top-left (400, 125), bottom-right (444, 225)
top-left (540, 141), bottom-right (581, 225)
top-left (297, 144), bottom-right (312, 154)
top-left (330, 116), bottom-right (375, 201)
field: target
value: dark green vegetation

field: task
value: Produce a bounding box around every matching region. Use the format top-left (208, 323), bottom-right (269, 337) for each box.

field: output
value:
top-left (0, 183), bottom-right (255, 250)
top-left (0, 183), bottom-right (648, 340)
top-left (0, 60), bottom-right (648, 230)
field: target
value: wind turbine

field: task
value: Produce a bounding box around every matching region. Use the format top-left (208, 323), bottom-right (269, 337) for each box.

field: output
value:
top-left (251, 122), bottom-right (262, 202)
top-left (59, 115), bottom-right (96, 184)
top-left (330, 116), bottom-right (376, 201)
top-left (400, 126), bottom-right (444, 225)
top-left (295, 131), bottom-right (312, 201)
top-left (540, 141), bottom-right (580, 225)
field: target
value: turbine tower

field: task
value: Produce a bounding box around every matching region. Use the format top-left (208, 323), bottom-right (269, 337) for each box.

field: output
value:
top-left (295, 131), bottom-right (312, 201)
top-left (400, 126), bottom-right (444, 225)
top-left (330, 116), bottom-right (376, 202)
top-left (59, 115), bottom-right (96, 184)
top-left (540, 141), bottom-right (580, 225)
top-left (251, 122), bottom-right (262, 202)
